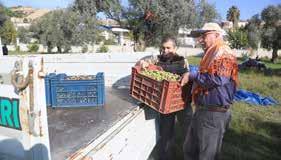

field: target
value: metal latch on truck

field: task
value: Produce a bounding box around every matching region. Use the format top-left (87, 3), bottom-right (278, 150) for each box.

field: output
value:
top-left (11, 60), bottom-right (43, 137)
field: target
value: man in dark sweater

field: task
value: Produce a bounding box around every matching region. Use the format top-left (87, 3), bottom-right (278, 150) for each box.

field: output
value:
top-left (137, 36), bottom-right (193, 160)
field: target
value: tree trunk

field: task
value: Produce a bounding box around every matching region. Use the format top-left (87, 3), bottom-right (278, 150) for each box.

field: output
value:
top-left (47, 42), bottom-right (52, 53)
top-left (63, 45), bottom-right (71, 53)
top-left (135, 40), bottom-right (146, 52)
top-left (271, 47), bottom-right (278, 63)
top-left (133, 36), bottom-right (146, 52)
top-left (233, 17), bottom-right (238, 29)
top-left (57, 46), bottom-right (62, 53)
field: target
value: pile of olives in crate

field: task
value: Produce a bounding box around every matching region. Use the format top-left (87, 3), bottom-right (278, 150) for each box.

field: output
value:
top-left (141, 70), bottom-right (180, 81)
top-left (66, 75), bottom-right (95, 80)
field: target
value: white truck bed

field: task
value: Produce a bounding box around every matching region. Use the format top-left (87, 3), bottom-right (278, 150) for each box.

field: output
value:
top-left (48, 87), bottom-right (138, 159)
top-left (0, 54), bottom-right (160, 160)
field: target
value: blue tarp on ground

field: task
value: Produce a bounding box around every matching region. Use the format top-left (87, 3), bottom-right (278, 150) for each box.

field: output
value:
top-left (234, 89), bottom-right (278, 106)
top-left (188, 65), bottom-right (279, 106)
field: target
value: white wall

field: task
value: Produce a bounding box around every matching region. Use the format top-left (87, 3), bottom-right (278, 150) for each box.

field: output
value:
top-left (7, 44), bottom-right (96, 53)
top-left (1, 48), bottom-right (279, 86)
top-left (145, 47), bottom-right (280, 59)
top-left (0, 52), bottom-right (156, 87)
top-left (6, 43), bottom-right (280, 58)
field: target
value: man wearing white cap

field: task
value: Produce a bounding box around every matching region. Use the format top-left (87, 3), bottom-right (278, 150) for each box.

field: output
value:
top-left (180, 22), bottom-right (238, 160)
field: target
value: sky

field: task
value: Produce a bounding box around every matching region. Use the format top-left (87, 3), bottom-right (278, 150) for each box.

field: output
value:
top-left (0, 0), bottom-right (74, 9)
top-left (207, 0), bottom-right (281, 20)
top-left (0, 0), bottom-right (280, 20)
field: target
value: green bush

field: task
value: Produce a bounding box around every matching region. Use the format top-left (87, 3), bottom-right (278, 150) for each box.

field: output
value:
top-left (227, 28), bottom-right (248, 49)
top-left (28, 43), bottom-right (39, 52)
top-left (97, 45), bottom-right (109, 53)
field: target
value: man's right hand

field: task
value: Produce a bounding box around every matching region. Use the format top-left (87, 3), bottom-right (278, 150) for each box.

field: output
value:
top-left (137, 60), bottom-right (149, 69)
top-left (180, 72), bottom-right (190, 86)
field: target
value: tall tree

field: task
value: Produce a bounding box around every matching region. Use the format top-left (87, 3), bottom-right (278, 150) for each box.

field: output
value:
top-left (227, 6), bottom-right (240, 29)
top-left (245, 14), bottom-right (262, 55)
top-left (91, 0), bottom-right (196, 51)
top-left (261, 4), bottom-right (281, 63)
top-left (71, 0), bottom-right (219, 51)
top-left (195, 0), bottom-right (220, 27)
top-left (0, 19), bottom-right (17, 44)
top-left (31, 9), bottom-right (96, 53)
top-left (17, 27), bottom-right (31, 43)
top-left (72, 0), bottom-right (98, 16)
top-left (30, 10), bottom-right (63, 53)
top-left (0, 4), bottom-right (7, 27)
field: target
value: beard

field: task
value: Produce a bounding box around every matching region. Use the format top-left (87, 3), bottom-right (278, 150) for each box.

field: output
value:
top-left (158, 52), bottom-right (183, 62)
top-left (161, 52), bottom-right (175, 58)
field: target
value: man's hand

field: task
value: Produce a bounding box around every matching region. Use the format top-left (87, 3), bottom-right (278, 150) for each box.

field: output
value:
top-left (180, 72), bottom-right (189, 86)
top-left (141, 60), bottom-right (150, 69)
top-left (136, 60), bottom-right (150, 69)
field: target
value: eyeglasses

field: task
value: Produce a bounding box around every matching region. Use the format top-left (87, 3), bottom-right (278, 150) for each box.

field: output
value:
top-left (196, 31), bottom-right (217, 41)
top-left (195, 31), bottom-right (216, 43)
top-left (202, 31), bottom-right (216, 38)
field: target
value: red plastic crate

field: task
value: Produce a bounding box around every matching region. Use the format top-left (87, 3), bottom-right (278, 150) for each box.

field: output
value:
top-left (130, 65), bottom-right (187, 114)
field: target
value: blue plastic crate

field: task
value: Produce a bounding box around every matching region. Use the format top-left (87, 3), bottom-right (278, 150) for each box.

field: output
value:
top-left (47, 73), bottom-right (105, 108)
top-left (45, 73), bottom-right (56, 107)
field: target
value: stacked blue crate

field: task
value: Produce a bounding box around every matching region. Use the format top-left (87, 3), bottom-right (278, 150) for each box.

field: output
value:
top-left (45, 73), bottom-right (105, 108)
top-left (45, 73), bottom-right (56, 107)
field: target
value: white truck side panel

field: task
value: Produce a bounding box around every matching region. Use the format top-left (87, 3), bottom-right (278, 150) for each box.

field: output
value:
top-left (0, 57), bottom-right (50, 160)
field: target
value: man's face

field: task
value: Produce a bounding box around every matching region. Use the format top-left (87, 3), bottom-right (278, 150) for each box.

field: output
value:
top-left (198, 31), bottom-right (218, 50)
top-left (161, 40), bottom-right (177, 56)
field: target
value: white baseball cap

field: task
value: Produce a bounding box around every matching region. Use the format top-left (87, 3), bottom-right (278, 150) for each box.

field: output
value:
top-left (190, 22), bottom-right (226, 37)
